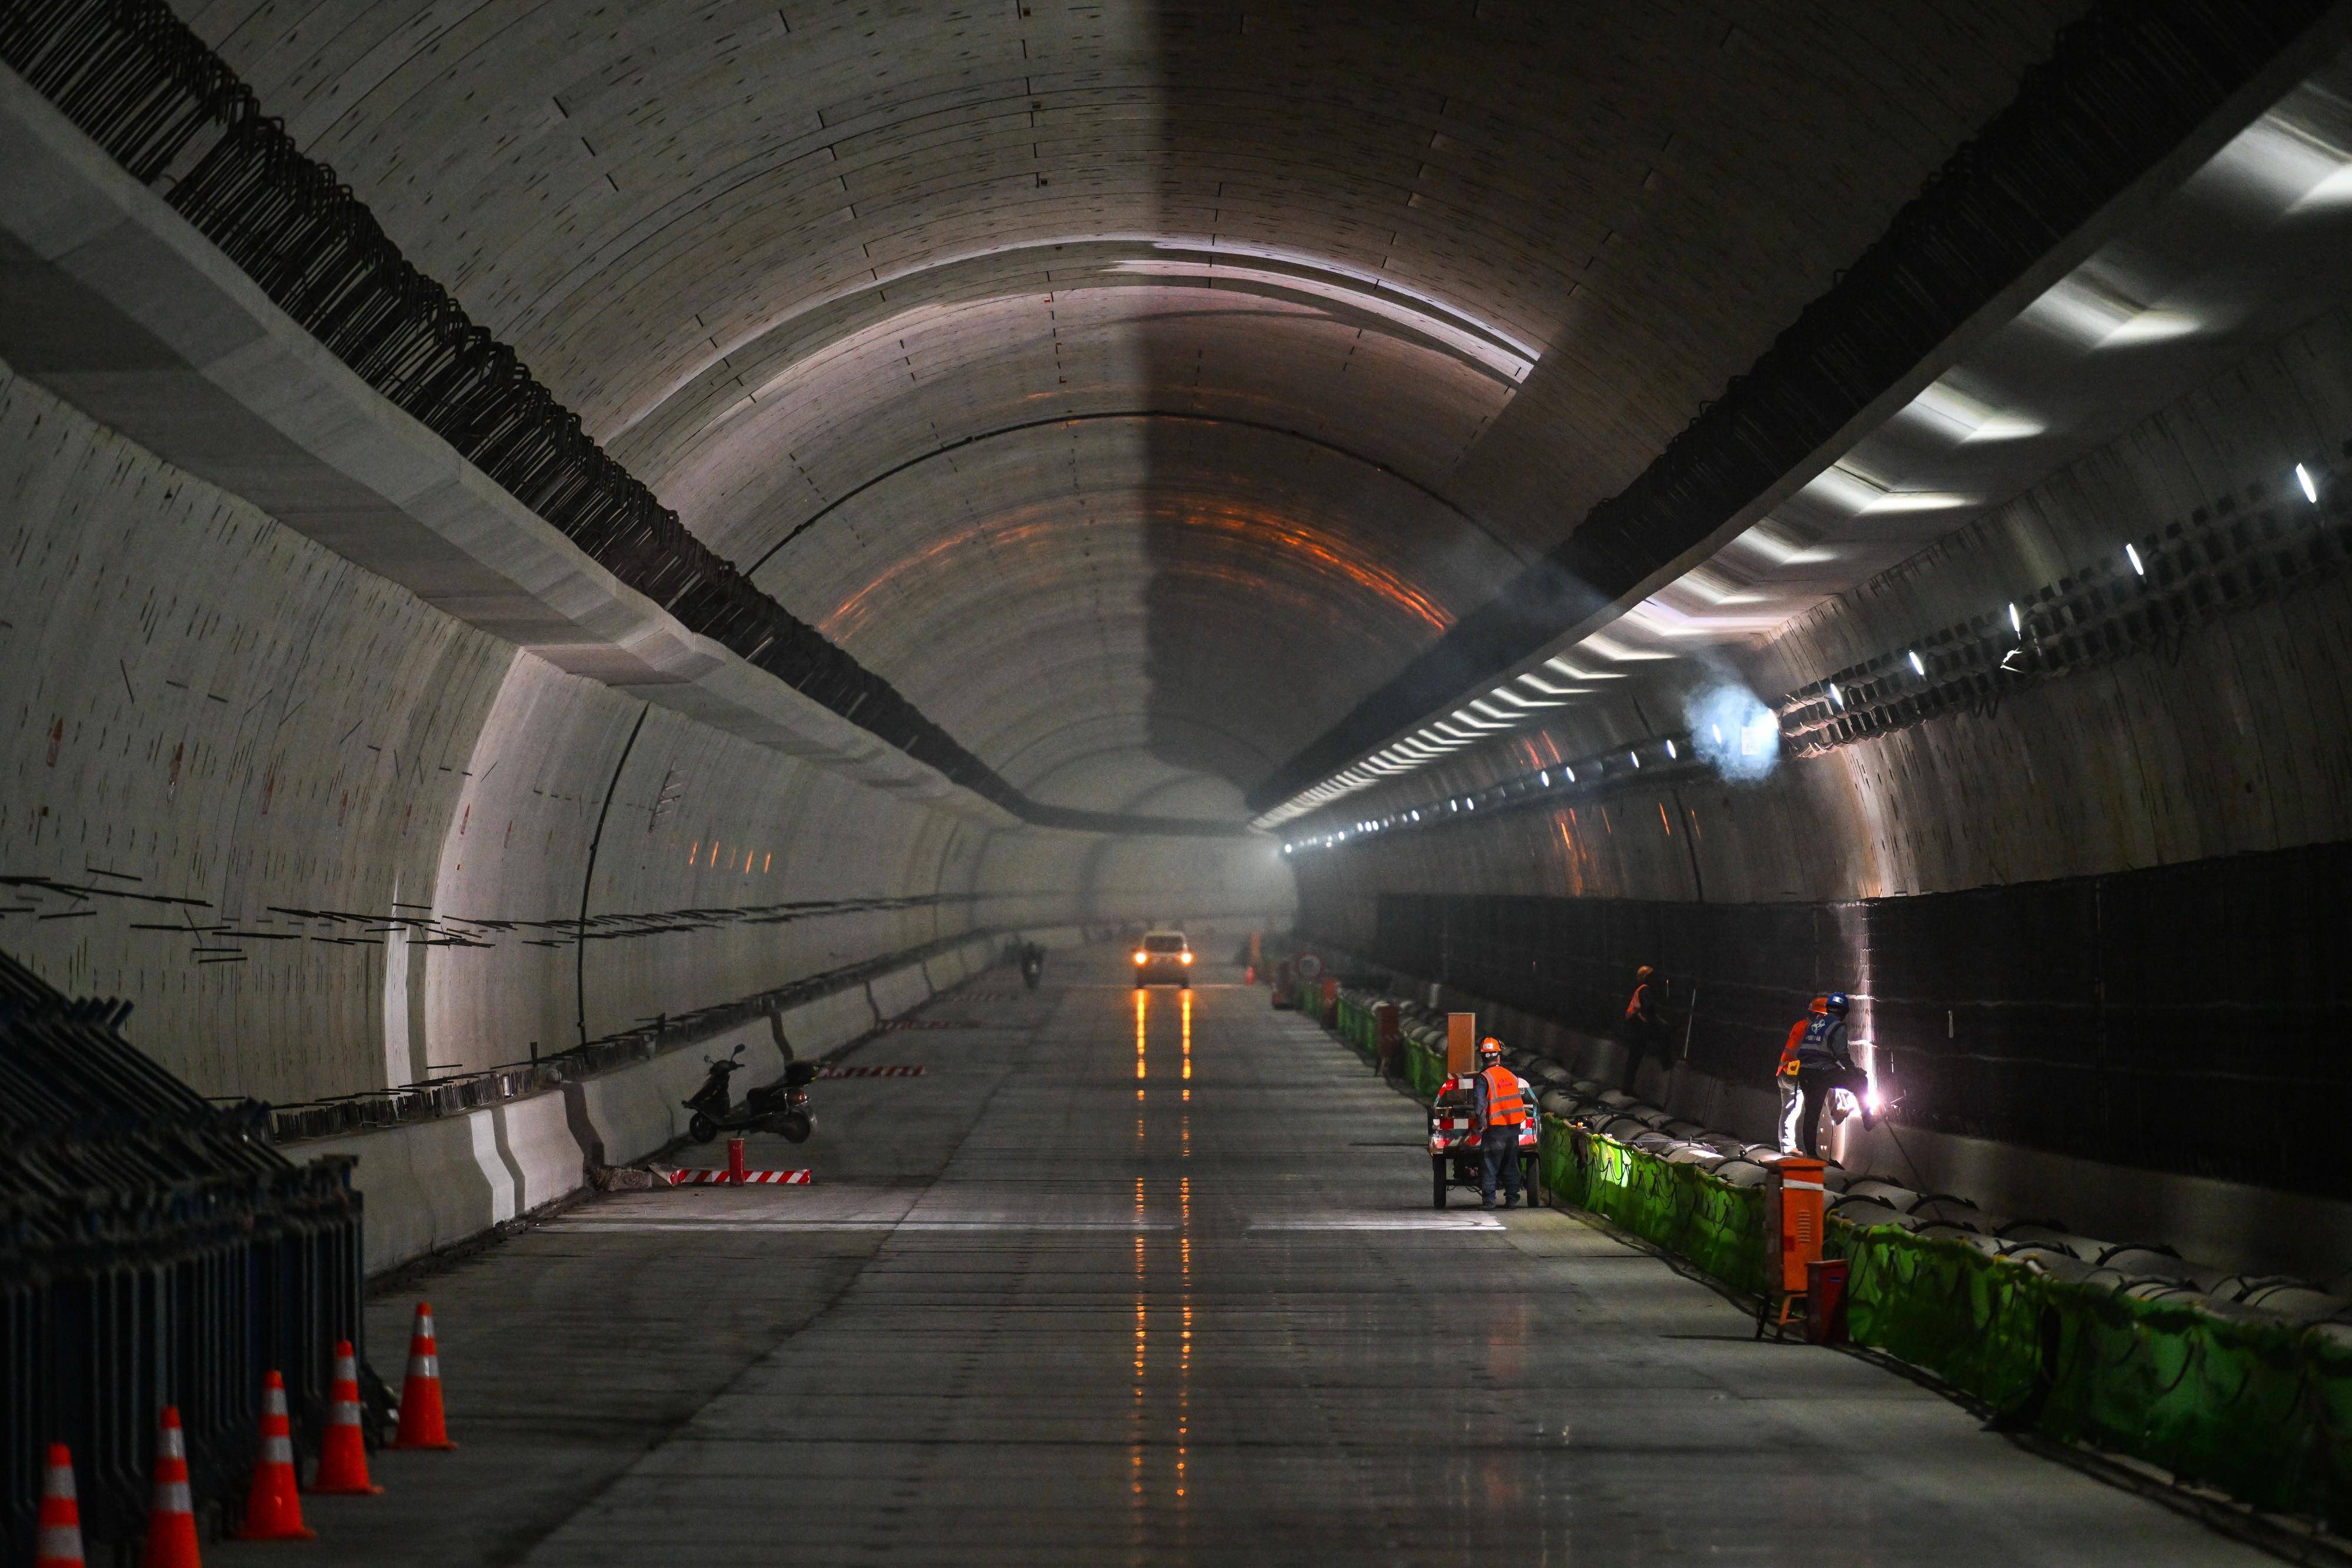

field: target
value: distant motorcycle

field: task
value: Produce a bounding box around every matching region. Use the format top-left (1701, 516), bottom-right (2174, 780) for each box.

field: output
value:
top-left (683, 1045), bottom-right (817, 1144)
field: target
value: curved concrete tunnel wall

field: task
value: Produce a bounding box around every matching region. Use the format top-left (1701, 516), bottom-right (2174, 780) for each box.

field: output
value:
top-left (1290, 299), bottom-right (2352, 1269)
top-left (8, 0), bottom-right (2348, 1295)
top-left (0, 356), bottom-right (1294, 1112)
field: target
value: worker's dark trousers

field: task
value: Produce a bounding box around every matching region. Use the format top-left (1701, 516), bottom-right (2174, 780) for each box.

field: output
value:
top-left (1795, 1065), bottom-right (1866, 1158)
top-left (1618, 1031), bottom-right (1654, 1096)
top-left (1480, 1128), bottom-right (1522, 1205)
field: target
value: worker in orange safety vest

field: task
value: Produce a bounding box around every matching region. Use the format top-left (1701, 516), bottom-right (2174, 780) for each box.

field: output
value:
top-left (1776, 996), bottom-right (1827, 1152)
top-left (1472, 1036), bottom-right (1531, 1209)
top-left (1618, 964), bottom-right (1668, 1096)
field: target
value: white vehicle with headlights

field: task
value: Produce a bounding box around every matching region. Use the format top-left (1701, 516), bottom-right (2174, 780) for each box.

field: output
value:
top-left (1132, 930), bottom-right (1194, 989)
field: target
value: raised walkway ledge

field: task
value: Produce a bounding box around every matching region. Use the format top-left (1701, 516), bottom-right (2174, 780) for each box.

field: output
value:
top-left (291, 928), bottom-right (1035, 1277)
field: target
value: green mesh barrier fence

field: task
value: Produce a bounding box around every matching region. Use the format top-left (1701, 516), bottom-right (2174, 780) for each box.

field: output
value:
top-left (1545, 1123), bottom-right (1769, 1298)
top-left (1539, 1116), bottom-right (1582, 1205)
top-left (1311, 1003), bottom-right (2352, 1529)
top-left (1404, 1039), bottom-right (1448, 1102)
top-left (1836, 1225), bottom-right (2352, 1527)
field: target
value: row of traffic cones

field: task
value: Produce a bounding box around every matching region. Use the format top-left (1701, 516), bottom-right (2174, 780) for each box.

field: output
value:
top-left (32, 1305), bottom-right (456, 1566)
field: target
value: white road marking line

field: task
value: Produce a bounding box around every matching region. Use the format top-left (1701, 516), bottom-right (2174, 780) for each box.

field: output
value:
top-left (542, 1220), bottom-right (1180, 1233)
top-left (1248, 1216), bottom-right (1506, 1231)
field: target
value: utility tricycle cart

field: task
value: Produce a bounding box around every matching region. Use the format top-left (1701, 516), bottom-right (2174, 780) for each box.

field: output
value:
top-left (1428, 1071), bottom-right (1542, 1209)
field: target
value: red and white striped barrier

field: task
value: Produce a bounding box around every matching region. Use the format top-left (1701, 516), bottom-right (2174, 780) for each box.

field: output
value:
top-left (813, 1064), bottom-right (926, 1078)
top-left (666, 1167), bottom-right (811, 1185)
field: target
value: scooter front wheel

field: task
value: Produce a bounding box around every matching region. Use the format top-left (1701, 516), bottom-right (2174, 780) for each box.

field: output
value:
top-left (688, 1112), bottom-right (718, 1144)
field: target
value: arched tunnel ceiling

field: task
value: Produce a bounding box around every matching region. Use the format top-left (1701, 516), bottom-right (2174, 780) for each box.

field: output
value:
top-left (192, 0), bottom-right (2094, 817)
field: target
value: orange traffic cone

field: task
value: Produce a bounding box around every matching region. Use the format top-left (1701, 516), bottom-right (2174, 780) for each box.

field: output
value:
top-left (142, 1406), bottom-right (202, 1568)
top-left (35, 1444), bottom-right (83, 1568)
top-left (235, 1371), bottom-right (314, 1541)
top-left (393, 1303), bottom-right (456, 1450)
top-left (310, 1340), bottom-right (381, 1495)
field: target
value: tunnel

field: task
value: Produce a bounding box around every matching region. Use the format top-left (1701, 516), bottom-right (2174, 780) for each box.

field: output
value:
top-left (4, 0), bottom-right (2351, 1560)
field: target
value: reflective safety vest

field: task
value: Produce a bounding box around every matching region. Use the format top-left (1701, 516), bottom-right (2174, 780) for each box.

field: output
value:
top-left (1624, 981), bottom-right (1651, 1021)
top-left (1480, 1065), bottom-right (1528, 1127)
top-left (1796, 1012), bottom-right (1846, 1066)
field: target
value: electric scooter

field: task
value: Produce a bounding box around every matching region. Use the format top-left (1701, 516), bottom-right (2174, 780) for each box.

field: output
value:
top-left (683, 1044), bottom-right (817, 1144)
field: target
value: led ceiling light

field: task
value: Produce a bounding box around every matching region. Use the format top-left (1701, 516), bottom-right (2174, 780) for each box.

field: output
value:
top-left (1579, 633), bottom-right (1677, 663)
top-left (1544, 655), bottom-right (1626, 682)
top-left (1518, 672), bottom-right (1590, 700)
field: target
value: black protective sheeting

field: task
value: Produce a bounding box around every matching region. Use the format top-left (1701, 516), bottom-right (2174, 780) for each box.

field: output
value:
top-left (1347, 840), bottom-right (2352, 1198)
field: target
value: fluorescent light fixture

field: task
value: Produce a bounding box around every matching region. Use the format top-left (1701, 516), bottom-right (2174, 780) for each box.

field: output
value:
top-left (1564, 765), bottom-right (1576, 783)
top-left (1908, 651), bottom-right (1926, 676)
top-left (2009, 603), bottom-right (2021, 636)
top-left (1544, 655), bottom-right (1626, 682)
top-left (1518, 672), bottom-right (1588, 700)
top-left (2298, 463), bottom-right (2320, 503)
top-left (1581, 633), bottom-right (1678, 663)
top-left (1828, 683), bottom-right (1843, 708)
top-left (1713, 724), bottom-right (1724, 745)
top-left (1538, 771), bottom-right (1549, 785)
top-left (1629, 750), bottom-right (1641, 768)
top-left (1666, 739), bottom-right (1678, 759)
top-left (2125, 543), bottom-right (2145, 576)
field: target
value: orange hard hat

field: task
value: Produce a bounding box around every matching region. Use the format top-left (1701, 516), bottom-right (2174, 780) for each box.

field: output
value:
top-left (1636, 964), bottom-right (1655, 979)
top-left (1810, 995), bottom-right (1829, 1012)
top-left (1478, 1035), bottom-right (1504, 1057)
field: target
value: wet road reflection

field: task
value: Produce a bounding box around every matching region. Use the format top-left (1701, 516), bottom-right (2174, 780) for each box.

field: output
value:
top-left (501, 954), bottom-right (2272, 1567)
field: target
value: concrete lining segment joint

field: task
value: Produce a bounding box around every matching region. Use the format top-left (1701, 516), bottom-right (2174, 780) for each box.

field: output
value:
top-left (739, 410), bottom-right (1519, 581)
top-left (619, 235), bottom-right (1545, 450)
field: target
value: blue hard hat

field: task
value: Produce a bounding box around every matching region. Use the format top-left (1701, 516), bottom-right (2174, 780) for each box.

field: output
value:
top-left (1825, 992), bottom-right (1850, 1013)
